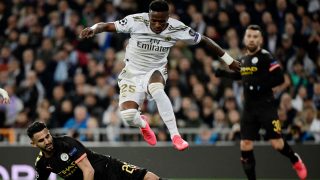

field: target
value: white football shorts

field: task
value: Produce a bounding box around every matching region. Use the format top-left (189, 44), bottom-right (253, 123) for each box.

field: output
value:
top-left (117, 64), bottom-right (168, 105)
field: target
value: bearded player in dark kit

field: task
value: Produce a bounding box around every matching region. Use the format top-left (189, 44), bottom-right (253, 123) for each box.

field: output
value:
top-left (27, 121), bottom-right (163, 180)
top-left (215, 24), bottom-right (307, 180)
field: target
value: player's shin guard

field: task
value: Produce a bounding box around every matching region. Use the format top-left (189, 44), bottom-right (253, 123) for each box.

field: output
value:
top-left (241, 150), bottom-right (256, 180)
top-left (278, 140), bottom-right (299, 163)
top-left (120, 109), bottom-right (146, 128)
top-left (148, 83), bottom-right (179, 138)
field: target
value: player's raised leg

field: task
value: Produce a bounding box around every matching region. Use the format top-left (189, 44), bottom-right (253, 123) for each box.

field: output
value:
top-left (120, 101), bottom-right (157, 146)
top-left (270, 138), bottom-right (307, 180)
top-left (148, 71), bottom-right (188, 151)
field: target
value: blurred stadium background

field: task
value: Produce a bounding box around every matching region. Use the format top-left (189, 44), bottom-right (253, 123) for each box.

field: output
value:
top-left (0, 0), bottom-right (319, 179)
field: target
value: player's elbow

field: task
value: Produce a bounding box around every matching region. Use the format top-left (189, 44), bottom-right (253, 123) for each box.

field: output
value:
top-left (88, 168), bottom-right (95, 175)
top-left (274, 76), bottom-right (285, 86)
top-left (84, 167), bottom-right (95, 178)
top-left (279, 76), bottom-right (285, 84)
top-left (270, 71), bottom-right (285, 87)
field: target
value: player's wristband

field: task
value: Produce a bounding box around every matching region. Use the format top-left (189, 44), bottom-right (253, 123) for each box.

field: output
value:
top-left (0, 88), bottom-right (8, 98)
top-left (89, 24), bottom-right (99, 35)
top-left (90, 24), bottom-right (98, 30)
top-left (220, 52), bottom-right (233, 65)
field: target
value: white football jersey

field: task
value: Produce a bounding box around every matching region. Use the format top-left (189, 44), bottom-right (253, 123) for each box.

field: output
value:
top-left (114, 13), bottom-right (201, 72)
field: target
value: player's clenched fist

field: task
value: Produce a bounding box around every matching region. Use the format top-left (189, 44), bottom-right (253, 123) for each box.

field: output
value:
top-left (229, 60), bottom-right (241, 72)
top-left (79, 27), bottom-right (95, 39)
top-left (0, 88), bottom-right (10, 104)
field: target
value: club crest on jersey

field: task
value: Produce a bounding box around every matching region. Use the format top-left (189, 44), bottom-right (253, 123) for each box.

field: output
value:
top-left (251, 57), bottom-right (258, 64)
top-left (119, 18), bottom-right (128, 26)
top-left (165, 36), bottom-right (171, 41)
top-left (60, 153), bottom-right (69, 161)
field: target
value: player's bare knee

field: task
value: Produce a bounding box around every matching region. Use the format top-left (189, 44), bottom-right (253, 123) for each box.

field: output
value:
top-left (120, 109), bottom-right (140, 126)
top-left (120, 101), bottom-right (139, 111)
top-left (149, 70), bottom-right (164, 84)
top-left (240, 140), bottom-right (253, 150)
top-left (148, 82), bottom-right (164, 96)
top-left (270, 138), bottom-right (284, 150)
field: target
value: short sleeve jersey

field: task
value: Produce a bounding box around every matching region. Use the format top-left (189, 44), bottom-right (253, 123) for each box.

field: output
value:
top-left (240, 49), bottom-right (281, 100)
top-left (114, 13), bottom-right (201, 72)
top-left (35, 136), bottom-right (107, 180)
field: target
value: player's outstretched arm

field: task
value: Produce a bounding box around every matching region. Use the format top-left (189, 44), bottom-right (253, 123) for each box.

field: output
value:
top-left (215, 69), bottom-right (242, 80)
top-left (77, 155), bottom-right (95, 180)
top-left (79, 22), bottom-right (116, 39)
top-left (0, 88), bottom-right (10, 104)
top-left (200, 36), bottom-right (241, 72)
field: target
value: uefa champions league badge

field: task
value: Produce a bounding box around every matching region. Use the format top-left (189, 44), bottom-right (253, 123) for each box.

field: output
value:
top-left (119, 18), bottom-right (128, 26)
top-left (60, 153), bottom-right (69, 161)
top-left (251, 57), bottom-right (258, 64)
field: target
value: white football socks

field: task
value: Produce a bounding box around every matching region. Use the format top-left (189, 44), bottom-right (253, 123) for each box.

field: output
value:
top-left (149, 83), bottom-right (179, 138)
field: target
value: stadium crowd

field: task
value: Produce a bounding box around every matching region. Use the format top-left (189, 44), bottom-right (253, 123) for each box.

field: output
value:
top-left (0, 0), bottom-right (319, 144)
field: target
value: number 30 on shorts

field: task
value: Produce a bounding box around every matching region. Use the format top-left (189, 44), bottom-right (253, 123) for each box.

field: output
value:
top-left (120, 84), bottom-right (136, 94)
top-left (272, 120), bottom-right (281, 133)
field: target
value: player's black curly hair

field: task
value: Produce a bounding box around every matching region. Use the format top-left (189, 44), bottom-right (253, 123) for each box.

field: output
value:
top-left (149, 0), bottom-right (169, 12)
top-left (27, 121), bottom-right (47, 138)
